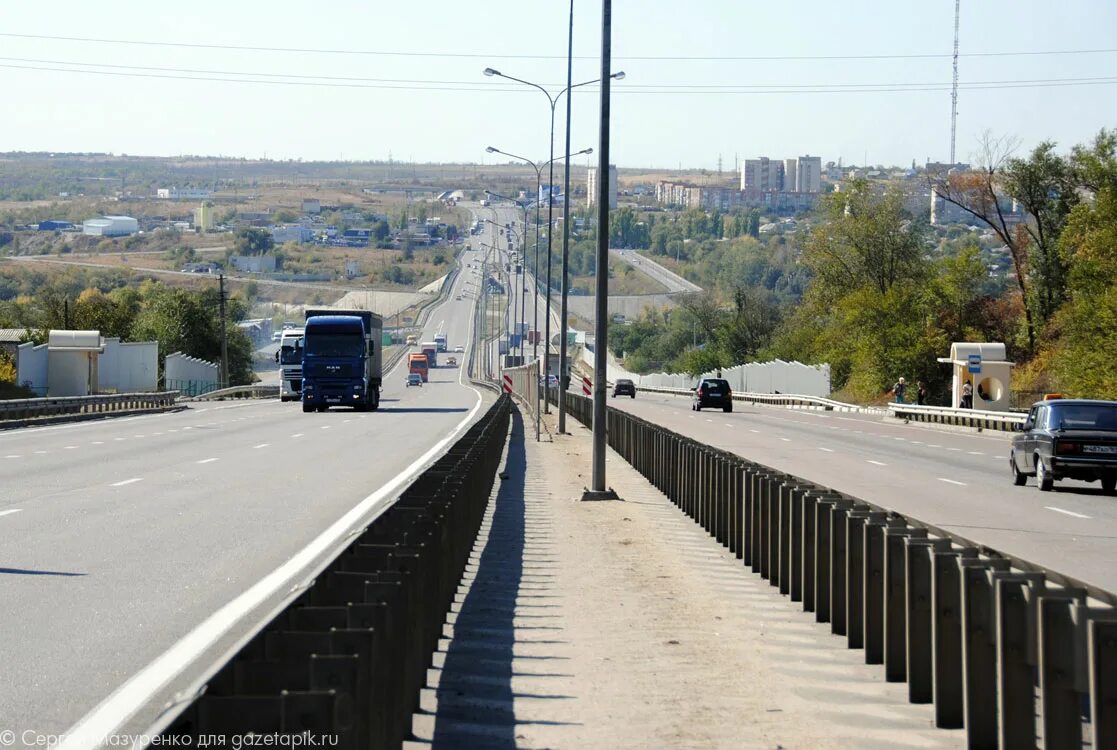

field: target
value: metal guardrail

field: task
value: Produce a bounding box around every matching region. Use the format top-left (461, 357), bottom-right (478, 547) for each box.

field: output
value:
top-left (188, 384), bottom-right (280, 401)
top-left (624, 383), bottom-right (876, 413)
top-left (160, 394), bottom-right (512, 748)
top-left (0, 391), bottom-right (180, 421)
top-left (560, 390), bottom-right (1116, 748)
top-left (888, 402), bottom-right (1026, 432)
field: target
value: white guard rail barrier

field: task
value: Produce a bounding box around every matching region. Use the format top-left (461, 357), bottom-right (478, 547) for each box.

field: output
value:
top-left (888, 402), bottom-right (1025, 432)
top-left (0, 391), bottom-right (180, 421)
top-left (188, 384), bottom-right (280, 401)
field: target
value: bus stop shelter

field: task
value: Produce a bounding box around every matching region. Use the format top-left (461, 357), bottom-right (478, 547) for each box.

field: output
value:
top-left (937, 342), bottom-right (1014, 411)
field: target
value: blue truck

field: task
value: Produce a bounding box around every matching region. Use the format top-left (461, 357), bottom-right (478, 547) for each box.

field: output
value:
top-left (301, 308), bottom-right (383, 412)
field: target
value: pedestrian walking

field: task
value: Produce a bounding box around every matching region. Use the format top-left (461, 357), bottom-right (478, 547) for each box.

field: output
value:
top-left (892, 377), bottom-right (907, 404)
top-left (916, 380), bottom-right (927, 405)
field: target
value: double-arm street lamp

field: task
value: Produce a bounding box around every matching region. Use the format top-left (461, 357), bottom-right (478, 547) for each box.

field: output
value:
top-left (483, 189), bottom-right (531, 361)
top-left (484, 217), bottom-right (521, 360)
top-left (483, 67), bottom-right (623, 413)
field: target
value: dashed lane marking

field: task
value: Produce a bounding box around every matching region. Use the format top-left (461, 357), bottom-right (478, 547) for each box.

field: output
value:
top-left (110, 478), bottom-right (144, 487)
top-left (818, 447), bottom-right (834, 452)
top-left (253, 443), bottom-right (270, 449)
top-left (866, 460), bottom-right (888, 466)
top-left (0, 509), bottom-right (23, 518)
top-left (291, 433), bottom-right (304, 438)
top-left (1045, 506), bottom-right (1091, 519)
top-left (196, 458), bottom-right (219, 465)
top-left (5, 455), bottom-right (22, 459)
top-left (937, 478), bottom-right (967, 486)
top-left (968, 451), bottom-right (985, 455)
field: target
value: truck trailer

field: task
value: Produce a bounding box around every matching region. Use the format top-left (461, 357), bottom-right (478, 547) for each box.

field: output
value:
top-left (420, 341), bottom-right (438, 368)
top-left (301, 308), bottom-right (383, 412)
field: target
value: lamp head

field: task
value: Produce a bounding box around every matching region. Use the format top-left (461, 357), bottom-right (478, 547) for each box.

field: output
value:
top-left (483, 68), bottom-right (499, 77)
top-left (485, 146), bottom-right (497, 154)
top-left (613, 71), bottom-right (626, 81)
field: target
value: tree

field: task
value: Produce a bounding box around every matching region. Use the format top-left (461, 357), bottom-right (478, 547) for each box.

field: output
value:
top-left (373, 220), bottom-right (391, 241)
top-left (802, 179), bottom-right (926, 302)
top-left (233, 227), bottom-right (274, 256)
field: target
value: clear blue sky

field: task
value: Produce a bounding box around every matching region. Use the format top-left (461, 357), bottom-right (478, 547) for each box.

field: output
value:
top-left (1, 1), bottom-right (1115, 169)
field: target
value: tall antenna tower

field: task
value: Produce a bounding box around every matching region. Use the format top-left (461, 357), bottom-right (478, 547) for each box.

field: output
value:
top-left (950, 0), bottom-right (960, 164)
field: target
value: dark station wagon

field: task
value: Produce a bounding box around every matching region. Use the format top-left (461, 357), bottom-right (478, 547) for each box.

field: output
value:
top-left (613, 379), bottom-right (636, 398)
top-left (1010, 399), bottom-right (1117, 493)
top-left (692, 378), bottom-right (733, 413)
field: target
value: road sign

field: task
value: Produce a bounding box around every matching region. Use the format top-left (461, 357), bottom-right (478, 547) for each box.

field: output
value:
top-left (503, 374), bottom-right (513, 393)
top-left (968, 353), bottom-right (982, 374)
top-left (582, 376), bottom-right (592, 396)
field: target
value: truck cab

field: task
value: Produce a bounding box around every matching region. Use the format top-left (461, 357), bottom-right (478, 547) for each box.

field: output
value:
top-left (434, 333), bottom-right (448, 353)
top-left (301, 309), bottom-right (383, 413)
top-left (276, 328), bottom-right (304, 402)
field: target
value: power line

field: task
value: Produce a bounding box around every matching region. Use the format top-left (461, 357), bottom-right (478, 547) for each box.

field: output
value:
top-left (2, 60), bottom-right (1116, 95)
top-left (2, 55), bottom-right (1113, 91)
top-left (2, 31), bottom-right (1117, 62)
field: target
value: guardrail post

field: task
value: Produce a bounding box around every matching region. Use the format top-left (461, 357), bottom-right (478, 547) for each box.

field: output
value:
top-left (1039, 593), bottom-right (1086, 750)
top-left (730, 461), bottom-right (744, 559)
top-left (960, 557), bottom-right (1010, 749)
top-left (778, 483), bottom-right (793, 595)
top-left (884, 525), bottom-right (925, 681)
top-left (862, 515), bottom-right (897, 663)
top-left (1091, 617), bottom-right (1117, 749)
top-left (995, 573), bottom-right (1044, 749)
top-left (813, 499), bottom-right (836, 622)
top-left (789, 488), bottom-right (806, 603)
top-left (932, 547), bottom-right (975, 728)
top-left (758, 475), bottom-right (772, 580)
top-left (905, 538), bottom-right (951, 703)
top-left (846, 510), bottom-right (884, 650)
top-left (830, 504), bottom-right (851, 636)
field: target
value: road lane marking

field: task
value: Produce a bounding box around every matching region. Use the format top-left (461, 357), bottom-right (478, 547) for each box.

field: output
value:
top-left (91, 441), bottom-right (104, 445)
top-left (110, 478), bottom-right (144, 487)
top-left (1045, 506), bottom-right (1091, 519)
top-left (291, 433), bottom-right (304, 438)
top-left (926, 444), bottom-right (941, 448)
top-left (724, 423), bottom-right (733, 427)
top-left (867, 460), bottom-right (887, 466)
top-left (196, 458), bottom-right (219, 464)
top-left (779, 437), bottom-right (791, 442)
top-left (253, 443), bottom-right (270, 449)
top-left (894, 437), bottom-right (906, 441)
top-left (749, 429), bottom-right (760, 434)
top-left (320, 425), bottom-right (331, 430)
top-left (947, 448), bottom-right (962, 452)
top-left (968, 451), bottom-right (985, 455)
top-left (4, 455), bottom-right (21, 459)
top-left (0, 509), bottom-right (23, 518)
top-left (937, 478), bottom-right (967, 486)
top-left (64, 446), bottom-right (78, 450)
top-left (134, 435), bottom-right (145, 438)
top-left (114, 437), bottom-right (126, 441)
top-left (33, 450), bottom-right (48, 455)
top-left (818, 447), bottom-right (834, 452)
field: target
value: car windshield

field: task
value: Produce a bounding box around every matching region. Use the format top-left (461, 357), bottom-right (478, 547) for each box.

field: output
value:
top-left (1048, 404), bottom-right (1117, 430)
top-left (304, 333), bottom-right (364, 358)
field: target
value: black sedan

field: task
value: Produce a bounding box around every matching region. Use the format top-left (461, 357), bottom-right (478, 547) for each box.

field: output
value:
top-left (613, 379), bottom-right (636, 398)
top-left (1010, 399), bottom-right (1117, 493)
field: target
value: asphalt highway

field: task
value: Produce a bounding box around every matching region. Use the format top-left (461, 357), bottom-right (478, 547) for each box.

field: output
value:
top-left (607, 390), bottom-right (1117, 593)
top-left (0, 245), bottom-right (495, 738)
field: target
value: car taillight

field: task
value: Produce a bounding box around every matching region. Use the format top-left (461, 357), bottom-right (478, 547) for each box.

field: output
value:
top-left (1056, 441), bottom-right (1079, 454)
top-left (698, 386), bottom-right (705, 395)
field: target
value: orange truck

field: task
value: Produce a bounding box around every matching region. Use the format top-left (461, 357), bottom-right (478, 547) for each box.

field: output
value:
top-left (408, 352), bottom-right (430, 382)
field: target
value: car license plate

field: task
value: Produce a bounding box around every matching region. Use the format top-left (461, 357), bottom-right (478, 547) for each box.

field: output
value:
top-left (326, 397), bottom-right (340, 403)
top-left (1083, 445), bottom-right (1117, 454)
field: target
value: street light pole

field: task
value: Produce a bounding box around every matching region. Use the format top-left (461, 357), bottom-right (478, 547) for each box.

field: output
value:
top-left (585, 0), bottom-right (617, 500)
top-left (558, 0), bottom-right (575, 434)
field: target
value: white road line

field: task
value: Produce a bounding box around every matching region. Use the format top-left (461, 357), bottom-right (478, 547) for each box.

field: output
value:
top-left (320, 425), bottom-right (331, 430)
top-left (291, 433), bottom-right (304, 438)
top-left (253, 443), bottom-right (270, 449)
top-left (947, 448), bottom-right (962, 452)
top-left (1045, 506), bottom-right (1091, 519)
top-left (927, 444), bottom-right (942, 449)
top-left (110, 478), bottom-right (144, 487)
top-left (894, 437), bottom-right (906, 441)
top-left (0, 508), bottom-right (23, 518)
top-left (64, 446), bottom-right (78, 450)
top-left (113, 437), bottom-right (126, 442)
top-left (4, 455), bottom-right (21, 459)
top-left (818, 447), bottom-right (834, 452)
top-left (196, 458), bottom-right (219, 465)
top-left (152, 432), bottom-right (163, 436)
top-left (911, 441), bottom-right (924, 445)
top-left (937, 478), bottom-right (967, 486)
top-left (749, 429), bottom-right (760, 434)
top-left (779, 437), bottom-right (791, 442)
top-left (33, 450), bottom-right (48, 455)
top-left (867, 460), bottom-right (887, 466)
top-left (168, 429), bottom-right (178, 433)
top-left (968, 451), bottom-right (985, 455)
top-left (724, 423), bottom-right (733, 428)
top-left (91, 441), bottom-right (104, 445)
top-left (134, 435), bottom-right (145, 439)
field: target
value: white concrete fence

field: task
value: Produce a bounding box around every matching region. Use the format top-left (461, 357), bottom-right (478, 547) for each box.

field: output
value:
top-left (165, 352), bottom-right (220, 397)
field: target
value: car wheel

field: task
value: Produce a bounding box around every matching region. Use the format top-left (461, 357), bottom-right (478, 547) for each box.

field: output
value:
top-left (695, 403), bottom-right (701, 412)
top-left (1036, 456), bottom-right (1054, 492)
top-left (1010, 452), bottom-right (1027, 486)
top-left (724, 403), bottom-right (733, 413)
top-left (302, 402), bottom-right (313, 413)
top-left (631, 393), bottom-right (635, 399)
top-left (1102, 476), bottom-right (1117, 494)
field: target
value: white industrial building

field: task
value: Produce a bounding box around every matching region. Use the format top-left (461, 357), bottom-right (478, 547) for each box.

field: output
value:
top-left (230, 255), bottom-right (278, 273)
top-left (83, 215), bottom-right (138, 236)
top-left (157, 187), bottom-right (211, 200)
top-left (587, 165), bottom-right (618, 209)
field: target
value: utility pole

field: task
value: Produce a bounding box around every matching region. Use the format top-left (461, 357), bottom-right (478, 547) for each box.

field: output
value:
top-left (218, 273), bottom-right (229, 388)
